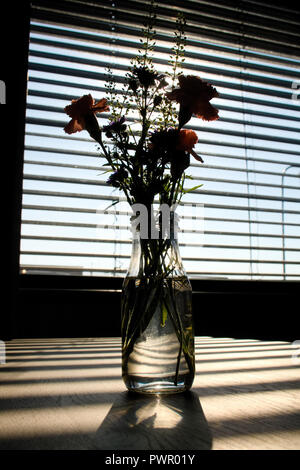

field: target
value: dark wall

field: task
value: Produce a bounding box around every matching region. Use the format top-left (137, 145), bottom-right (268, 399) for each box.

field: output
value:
top-left (1, 2), bottom-right (30, 340)
top-left (15, 276), bottom-right (298, 342)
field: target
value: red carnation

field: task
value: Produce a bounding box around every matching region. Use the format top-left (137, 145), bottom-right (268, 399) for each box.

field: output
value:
top-left (166, 75), bottom-right (219, 124)
top-left (64, 94), bottom-right (109, 135)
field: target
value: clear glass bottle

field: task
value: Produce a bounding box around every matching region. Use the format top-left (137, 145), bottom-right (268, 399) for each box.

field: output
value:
top-left (121, 210), bottom-right (195, 394)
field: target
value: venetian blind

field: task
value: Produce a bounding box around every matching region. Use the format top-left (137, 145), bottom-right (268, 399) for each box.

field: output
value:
top-left (20, 0), bottom-right (300, 279)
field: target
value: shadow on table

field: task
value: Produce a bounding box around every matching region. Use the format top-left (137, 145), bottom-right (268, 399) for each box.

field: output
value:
top-left (94, 390), bottom-right (212, 450)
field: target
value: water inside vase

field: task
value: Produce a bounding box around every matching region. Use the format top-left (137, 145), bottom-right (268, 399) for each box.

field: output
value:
top-left (122, 276), bottom-right (194, 394)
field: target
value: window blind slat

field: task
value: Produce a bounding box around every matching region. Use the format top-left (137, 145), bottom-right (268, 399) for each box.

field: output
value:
top-left (23, 165), bottom-right (300, 191)
top-left (21, 235), bottom-right (300, 252)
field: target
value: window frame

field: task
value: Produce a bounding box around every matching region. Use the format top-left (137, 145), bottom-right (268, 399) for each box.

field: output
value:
top-left (4, 0), bottom-right (300, 341)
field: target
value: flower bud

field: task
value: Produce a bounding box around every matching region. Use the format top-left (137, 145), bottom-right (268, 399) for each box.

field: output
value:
top-left (153, 95), bottom-right (162, 107)
top-left (128, 79), bottom-right (138, 92)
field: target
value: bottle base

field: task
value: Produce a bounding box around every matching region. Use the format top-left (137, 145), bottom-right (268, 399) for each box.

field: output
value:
top-left (123, 376), bottom-right (193, 395)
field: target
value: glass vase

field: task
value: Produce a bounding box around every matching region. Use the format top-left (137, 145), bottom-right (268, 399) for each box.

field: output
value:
top-left (121, 209), bottom-right (195, 394)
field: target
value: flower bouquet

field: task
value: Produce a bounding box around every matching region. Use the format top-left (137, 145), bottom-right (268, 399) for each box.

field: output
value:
top-left (64, 9), bottom-right (219, 393)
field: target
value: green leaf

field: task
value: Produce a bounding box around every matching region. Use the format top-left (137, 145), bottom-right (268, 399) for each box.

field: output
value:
top-left (182, 184), bottom-right (203, 194)
top-left (103, 199), bottom-right (120, 211)
top-left (98, 169), bottom-right (113, 176)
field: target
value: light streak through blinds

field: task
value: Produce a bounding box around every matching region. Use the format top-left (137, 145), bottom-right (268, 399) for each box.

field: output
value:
top-left (20, 0), bottom-right (300, 279)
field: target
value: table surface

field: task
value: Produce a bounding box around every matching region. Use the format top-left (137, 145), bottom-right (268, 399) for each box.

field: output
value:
top-left (0, 336), bottom-right (299, 450)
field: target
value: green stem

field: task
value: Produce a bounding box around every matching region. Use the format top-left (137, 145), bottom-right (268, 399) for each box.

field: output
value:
top-left (161, 290), bottom-right (182, 386)
top-left (122, 279), bottom-right (162, 368)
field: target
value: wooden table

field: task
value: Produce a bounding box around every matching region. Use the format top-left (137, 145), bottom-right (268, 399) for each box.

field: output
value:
top-left (0, 337), bottom-right (299, 450)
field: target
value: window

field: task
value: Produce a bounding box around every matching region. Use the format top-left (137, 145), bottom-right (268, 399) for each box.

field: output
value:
top-left (20, 0), bottom-right (300, 280)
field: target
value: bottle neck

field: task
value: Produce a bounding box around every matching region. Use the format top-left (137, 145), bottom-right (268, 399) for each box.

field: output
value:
top-left (127, 210), bottom-right (185, 278)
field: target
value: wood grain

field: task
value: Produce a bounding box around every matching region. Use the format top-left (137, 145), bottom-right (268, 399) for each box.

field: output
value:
top-left (0, 337), bottom-right (299, 450)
